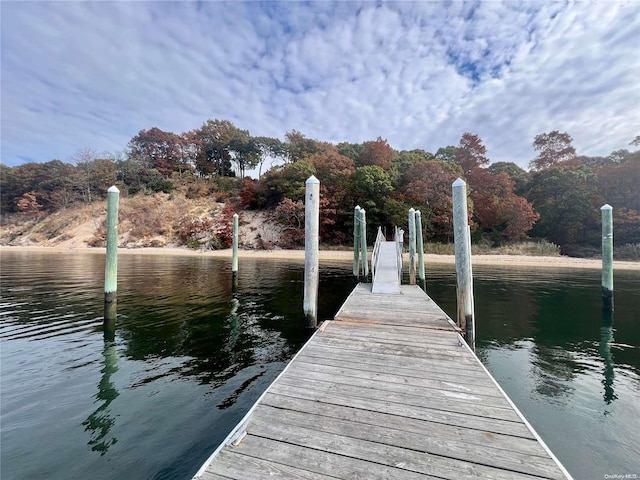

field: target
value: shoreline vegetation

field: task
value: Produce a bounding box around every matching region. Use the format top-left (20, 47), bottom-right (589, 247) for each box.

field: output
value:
top-left (3, 127), bottom-right (640, 267)
top-left (3, 244), bottom-right (639, 271)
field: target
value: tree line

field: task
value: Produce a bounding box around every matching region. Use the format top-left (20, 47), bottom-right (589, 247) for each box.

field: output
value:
top-left (2, 119), bottom-right (639, 254)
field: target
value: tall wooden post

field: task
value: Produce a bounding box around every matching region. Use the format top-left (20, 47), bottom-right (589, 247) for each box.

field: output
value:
top-left (452, 178), bottom-right (475, 350)
top-left (408, 208), bottom-right (416, 285)
top-left (232, 213), bottom-right (239, 278)
top-left (104, 186), bottom-right (119, 322)
top-left (415, 209), bottom-right (425, 288)
top-left (601, 204), bottom-right (614, 311)
top-left (353, 206), bottom-right (361, 279)
top-left (359, 208), bottom-right (369, 278)
top-left (304, 176), bottom-right (320, 330)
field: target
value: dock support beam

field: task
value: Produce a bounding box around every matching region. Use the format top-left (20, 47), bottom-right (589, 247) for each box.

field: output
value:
top-left (102, 185), bottom-right (120, 338)
top-left (232, 213), bottom-right (239, 277)
top-left (452, 178), bottom-right (475, 350)
top-left (353, 206), bottom-right (361, 279)
top-left (304, 176), bottom-right (320, 330)
top-left (359, 207), bottom-right (369, 279)
top-left (408, 208), bottom-right (416, 285)
top-left (104, 186), bottom-right (119, 326)
top-left (415, 210), bottom-right (425, 289)
top-left (232, 213), bottom-right (239, 291)
top-left (601, 204), bottom-right (613, 311)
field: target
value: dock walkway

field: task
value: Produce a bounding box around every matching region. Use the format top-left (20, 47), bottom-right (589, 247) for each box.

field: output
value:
top-left (371, 241), bottom-right (400, 294)
top-left (195, 283), bottom-right (572, 479)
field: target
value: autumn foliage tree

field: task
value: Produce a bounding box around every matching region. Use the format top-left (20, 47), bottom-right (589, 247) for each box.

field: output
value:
top-left (16, 191), bottom-right (43, 216)
top-left (470, 170), bottom-right (539, 243)
top-left (306, 148), bottom-right (355, 242)
top-left (455, 133), bottom-right (489, 176)
top-left (284, 130), bottom-right (320, 163)
top-left (402, 161), bottom-right (461, 239)
top-left (530, 131), bottom-right (577, 171)
top-left (127, 127), bottom-right (185, 177)
top-left (358, 137), bottom-right (394, 170)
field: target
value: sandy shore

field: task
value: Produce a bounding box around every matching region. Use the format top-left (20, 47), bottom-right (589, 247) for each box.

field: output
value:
top-left (2, 245), bottom-right (638, 271)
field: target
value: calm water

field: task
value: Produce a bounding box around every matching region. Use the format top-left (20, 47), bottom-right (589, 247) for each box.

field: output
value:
top-left (1, 250), bottom-right (638, 479)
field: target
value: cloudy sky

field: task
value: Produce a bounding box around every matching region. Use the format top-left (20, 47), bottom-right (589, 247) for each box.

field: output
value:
top-left (2, 1), bottom-right (639, 172)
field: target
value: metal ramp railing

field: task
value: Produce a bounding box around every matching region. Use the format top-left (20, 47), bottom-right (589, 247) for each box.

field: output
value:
top-left (371, 227), bottom-right (385, 281)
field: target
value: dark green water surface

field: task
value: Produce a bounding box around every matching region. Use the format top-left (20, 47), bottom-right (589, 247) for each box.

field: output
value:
top-left (1, 250), bottom-right (638, 479)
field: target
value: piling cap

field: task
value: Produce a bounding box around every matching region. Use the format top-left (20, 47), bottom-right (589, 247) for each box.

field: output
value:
top-left (452, 178), bottom-right (466, 187)
top-left (306, 175), bottom-right (320, 184)
top-left (601, 204), bottom-right (612, 210)
top-left (108, 185), bottom-right (120, 193)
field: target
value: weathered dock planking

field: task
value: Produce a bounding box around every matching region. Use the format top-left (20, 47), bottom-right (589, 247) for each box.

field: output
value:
top-left (194, 283), bottom-right (573, 480)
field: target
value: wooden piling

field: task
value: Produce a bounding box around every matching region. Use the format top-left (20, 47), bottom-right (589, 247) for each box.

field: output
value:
top-left (601, 204), bottom-right (613, 311)
top-left (304, 176), bottom-right (320, 330)
top-left (415, 210), bottom-right (425, 288)
top-left (353, 206), bottom-right (361, 278)
top-left (359, 208), bottom-right (369, 278)
top-left (104, 186), bottom-right (119, 311)
top-left (408, 208), bottom-right (416, 285)
top-left (232, 213), bottom-right (239, 277)
top-left (452, 178), bottom-right (475, 350)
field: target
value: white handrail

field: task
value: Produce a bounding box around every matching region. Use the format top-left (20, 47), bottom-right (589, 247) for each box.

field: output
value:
top-left (371, 227), bottom-right (385, 281)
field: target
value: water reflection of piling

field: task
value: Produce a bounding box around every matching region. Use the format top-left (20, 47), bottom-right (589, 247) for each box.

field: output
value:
top-left (83, 338), bottom-right (119, 455)
top-left (103, 304), bottom-right (116, 341)
top-left (599, 310), bottom-right (617, 404)
top-left (225, 298), bottom-right (241, 361)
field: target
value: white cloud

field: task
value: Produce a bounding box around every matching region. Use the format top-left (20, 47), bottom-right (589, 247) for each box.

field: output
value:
top-left (1, 1), bottom-right (638, 169)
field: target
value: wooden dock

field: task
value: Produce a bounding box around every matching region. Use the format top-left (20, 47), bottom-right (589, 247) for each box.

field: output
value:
top-left (194, 283), bottom-right (572, 480)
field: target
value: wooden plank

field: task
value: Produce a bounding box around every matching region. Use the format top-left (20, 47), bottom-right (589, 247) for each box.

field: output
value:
top-left (205, 448), bottom-right (338, 480)
top-left (247, 415), bottom-right (559, 480)
top-left (273, 375), bottom-right (522, 422)
top-left (323, 320), bottom-right (462, 344)
top-left (260, 393), bottom-right (543, 455)
top-left (318, 330), bottom-right (466, 352)
top-left (299, 343), bottom-right (480, 371)
top-left (295, 351), bottom-right (497, 386)
top-left (285, 361), bottom-right (504, 398)
top-left (252, 404), bottom-right (563, 478)
top-left (283, 365), bottom-right (507, 404)
top-left (323, 320), bottom-right (460, 341)
top-left (212, 435), bottom-right (438, 480)
top-left (263, 383), bottom-right (535, 438)
top-left (298, 341), bottom-right (488, 375)
top-left (309, 335), bottom-right (477, 363)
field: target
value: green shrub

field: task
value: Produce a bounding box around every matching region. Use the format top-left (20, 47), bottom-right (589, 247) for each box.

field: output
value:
top-left (186, 239), bottom-right (201, 250)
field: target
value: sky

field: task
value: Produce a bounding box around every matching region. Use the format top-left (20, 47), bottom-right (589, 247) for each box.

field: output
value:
top-left (2, 1), bottom-right (639, 173)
